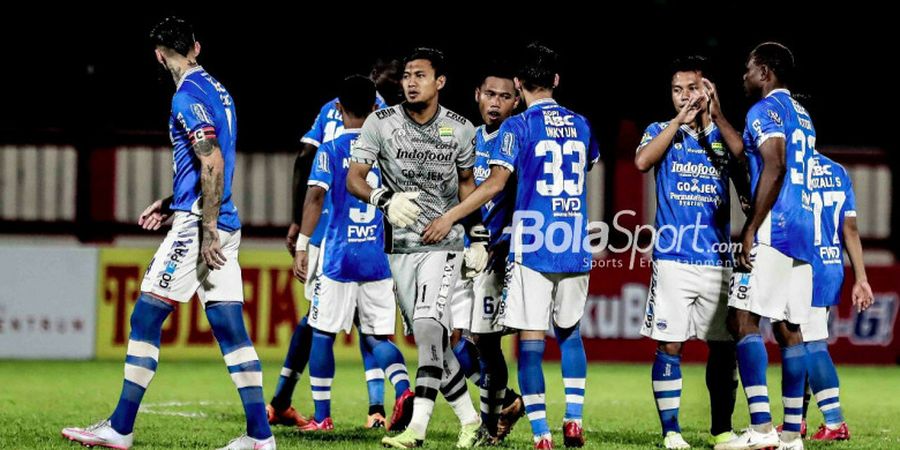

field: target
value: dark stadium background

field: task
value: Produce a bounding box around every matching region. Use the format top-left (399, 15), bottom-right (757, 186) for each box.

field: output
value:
top-left (0, 3), bottom-right (896, 253)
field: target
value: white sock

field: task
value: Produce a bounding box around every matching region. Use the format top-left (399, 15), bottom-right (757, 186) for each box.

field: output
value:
top-left (448, 395), bottom-right (480, 426)
top-left (407, 397), bottom-right (434, 438)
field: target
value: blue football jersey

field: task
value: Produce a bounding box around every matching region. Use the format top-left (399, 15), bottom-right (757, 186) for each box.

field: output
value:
top-left (301, 94), bottom-right (387, 147)
top-left (168, 66), bottom-right (240, 231)
top-left (308, 129), bottom-right (391, 283)
top-left (474, 125), bottom-right (515, 248)
top-left (743, 89), bottom-right (815, 262)
top-left (809, 154), bottom-right (856, 307)
top-left (638, 122), bottom-right (732, 266)
top-left (491, 98), bottom-right (600, 274)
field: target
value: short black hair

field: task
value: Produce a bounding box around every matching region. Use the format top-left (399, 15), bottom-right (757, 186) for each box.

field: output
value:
top-left (149, 16), bottom-right (195, 57)
top-left (371, 58), bottom-right (402, 79)
top-left (338, 75), bottom-right (376, 119)
top-left (479, 59), bottom-right (516, 87)
top-left (515, 42), bottom-right (559, 91)
top-left (750, 42), bottom-right (795, 85)
top-left (669, 55), bottom-right (708, 80)
top-left (405, 47), bottom-right (446, 78)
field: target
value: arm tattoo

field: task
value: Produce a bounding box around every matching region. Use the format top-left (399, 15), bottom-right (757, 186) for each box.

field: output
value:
top-left (193, 137), bottom-right (218, 157)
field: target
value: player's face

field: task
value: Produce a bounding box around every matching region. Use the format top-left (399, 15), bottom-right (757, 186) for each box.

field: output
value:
top-left (403, 59), bottom-right (445, 106)
top-left (743, 57), bottom-right (763, 97)
top-left (671, 71), bottom-right (706, 114)
top-left (373, 66), bottom-right (402, 104)
top-left (476, 76), bottom-right (518, 128)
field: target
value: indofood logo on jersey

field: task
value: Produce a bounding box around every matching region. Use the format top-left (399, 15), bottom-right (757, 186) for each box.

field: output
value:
top-left (671, 161), bottom-right (721, 178)
top-left (396, 148), bottom-right (454, 163)
top-left (473, 165), bottom-right (491, 181)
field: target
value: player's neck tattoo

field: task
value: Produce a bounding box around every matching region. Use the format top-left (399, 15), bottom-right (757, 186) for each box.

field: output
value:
top-left (170, 60), bottom-right (199, 85)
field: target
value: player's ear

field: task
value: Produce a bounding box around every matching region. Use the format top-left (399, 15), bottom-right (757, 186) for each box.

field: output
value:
top-left (336, 101), bottom-right (344, 116)
top-left (154, 48), bottom-right (165, 66)
top-left (436, 74), bottom-right (447, 91)
top-left (474, 87), bottom-right (481, 103)
top-left (513, 77), bottom-right (522, 92)
top-left (371, 103), bottom-right (378, 112)
top-left (194, 41), bottom-right (202, 57)
top-left (553, 73), bottom-right (560, 89)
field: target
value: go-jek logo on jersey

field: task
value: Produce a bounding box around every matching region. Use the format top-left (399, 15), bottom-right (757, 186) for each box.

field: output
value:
top-left (396, 148), bottom-right (454, 164)
top-left (676, 179), bottom-right (718, 194)
top-left (671, 161), bottom-right (721, 178)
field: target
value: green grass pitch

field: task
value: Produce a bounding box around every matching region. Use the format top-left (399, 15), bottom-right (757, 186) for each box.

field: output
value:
top-left (1, 360), bottom-right (898, 449)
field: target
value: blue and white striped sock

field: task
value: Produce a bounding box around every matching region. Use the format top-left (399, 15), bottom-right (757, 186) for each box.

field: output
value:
top-left (652, 350), bottom-right (682, 434)
top-left (519, 339), bottom-right (550, 441)
top-left (207, 302), bottom-right (271, 440)
top-left (805, 340), bottom-right (843, 426)
top-left (736, 334), bottom-right (772, 429)
top-left (109, 294), bottom-right (173, 435)
top-left (310, 330), bottom-right (335, 422)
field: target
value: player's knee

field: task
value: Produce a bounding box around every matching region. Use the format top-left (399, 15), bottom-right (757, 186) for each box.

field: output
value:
top-left (772, 321), bottom-right (802, 347)
top-left (205, 301), bottom-right (250, 343)
top-left (130, 293), bottom-right (174, 338)
top-left (450, 329), bottom-right (464, 348)
top-left (553, 321), bottom-right (581, 342)
top-left (657, 341), bottom-right (683, 356)
top-left (726, 308), bottom-right (758, 340)
top-left (519, 329), bottom-right (545, 341)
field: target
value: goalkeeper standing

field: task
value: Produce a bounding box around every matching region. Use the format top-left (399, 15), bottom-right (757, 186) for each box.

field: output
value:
top-left (347, 47), bottom-right (487, 449)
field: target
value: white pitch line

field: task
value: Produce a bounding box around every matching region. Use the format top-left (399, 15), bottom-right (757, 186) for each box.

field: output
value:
top-left (140, 401), bottom-right (237, 419)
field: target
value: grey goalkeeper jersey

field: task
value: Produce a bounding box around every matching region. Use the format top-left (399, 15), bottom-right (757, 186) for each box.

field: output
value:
top-left (351, 104), bottom-right (476, 254)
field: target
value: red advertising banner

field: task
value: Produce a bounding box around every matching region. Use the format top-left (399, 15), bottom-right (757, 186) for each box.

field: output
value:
top-left (545, 259), bottom-right (899, 365)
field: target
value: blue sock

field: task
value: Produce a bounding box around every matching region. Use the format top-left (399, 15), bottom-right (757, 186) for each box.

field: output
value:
top-left (652, 350), bottom-right (682, 435)
top-left (736, 334), bottom-right (772, 427)
top-left (109, 294), bottom-right (174, 435)
top-left (309, 330), bottom-right (335, 422)
top-left (359, 332), bottom-right (385, 409)
top-left (781, 343), bottom-right (808, 434)
top-left (271, 315), bottom-right (311, 410)
top-left (453, 338), bottom-right (482, 387)
top-left (206, 302), bottom-right (271, 440)
top-left (364, 335), bottom-right (410, 398)
top-left (805, 340), bottom-right (843, 425)
top-left (556, 324), bottom-right (587, 423)
top-left (518, 339), bottom-right (550, 441)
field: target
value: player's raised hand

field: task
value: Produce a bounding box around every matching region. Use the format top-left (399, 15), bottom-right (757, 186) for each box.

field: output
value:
top-left (200, 226), bottom-right (227, 270)
top-left (852, 280), bottom-right (874, 312)
top-left (422, 215), bottom-right (453, 244)
top-left (293, 249), bottom-right (309, 283)
top-left (702, 78), bottom-right (723, 120)
top-left (675, 91), bottom-right (702, 125)
top-left (138, 198), bottom-right (172, 231)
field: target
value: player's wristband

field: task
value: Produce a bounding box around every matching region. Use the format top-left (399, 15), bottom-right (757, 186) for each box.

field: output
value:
top-left (468, 224), bottom-right (490, 244)
top-left (369, 187), bottom-right (394, 210)
top-left (295, 234), bottom-right (311, 252)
